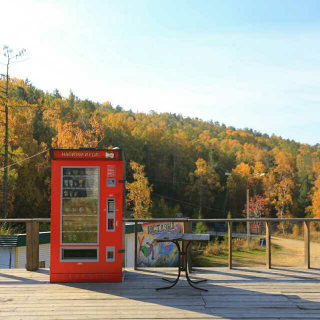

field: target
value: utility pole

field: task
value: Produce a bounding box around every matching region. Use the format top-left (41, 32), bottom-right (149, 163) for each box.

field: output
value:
top-left (1, 53), bottom-right (9, 219)
top-left (246, 173), bottom-right (265, 249)
top-left (246, 184), bottom-right (250, 249)
top-left (0, 46), bottom-right (26, 218)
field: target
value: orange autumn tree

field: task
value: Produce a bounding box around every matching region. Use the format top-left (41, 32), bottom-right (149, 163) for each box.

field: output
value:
top-left (126, 161), bottom-right (153, 219)
top-left (186, 158), bottom-right (222, 218)
top-left (309, 175), bottom-right (320, 218)
top-left (225, 162), bottom-right (251, 218)
top-left (52, 113), bottom-right (104, 148)
top-left (0, 78), bottom-right (50, 217)
top-left (10, 103), bottom-right (49, 218)
top-left (307, 162), bottom-right (320, 229)
top-left (264, 151), bottom-right (295, 233)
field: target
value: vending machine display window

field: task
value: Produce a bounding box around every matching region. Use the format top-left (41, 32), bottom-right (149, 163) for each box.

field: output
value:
top-left (61, 167), bottom-right (99, 244)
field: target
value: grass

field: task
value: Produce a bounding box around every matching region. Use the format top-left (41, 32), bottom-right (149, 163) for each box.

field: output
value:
top-left (0, 223), bottom-right (15, 235)
top-left (192, 237), bottom-right (281, 267)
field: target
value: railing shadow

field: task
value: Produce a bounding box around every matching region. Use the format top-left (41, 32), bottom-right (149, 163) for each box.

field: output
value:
top-left (1, 268), bottom-right (320, 318)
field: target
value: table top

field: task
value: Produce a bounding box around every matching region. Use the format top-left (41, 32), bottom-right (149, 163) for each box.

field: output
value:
top-left (155, 233), bottom-right (210, 242)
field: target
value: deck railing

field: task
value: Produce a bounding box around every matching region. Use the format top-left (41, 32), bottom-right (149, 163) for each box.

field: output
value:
top-left (123, 218), bottom-right (320, 270)
top-left (1, 218), bottom-right (320, 271)
top-left (0, 218), bottom-right (50, 271)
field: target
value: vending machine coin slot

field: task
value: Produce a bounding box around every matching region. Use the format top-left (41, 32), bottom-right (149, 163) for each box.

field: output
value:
top-left (106, 246), bottom-right (115, 262)
top-left (107, 178), bottom-right (116, 187)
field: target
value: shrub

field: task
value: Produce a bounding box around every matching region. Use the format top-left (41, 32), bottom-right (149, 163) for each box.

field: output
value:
top-left (203, 237), bottom-right (263, 255)
top-left (195, 222), bottom-right (206, 234)
top-left (292, 224), bottom-right (301, 238)
top-left (0, 223), bottom-right (15, 235)
top-left (204, 241), bottom-right (227, 255)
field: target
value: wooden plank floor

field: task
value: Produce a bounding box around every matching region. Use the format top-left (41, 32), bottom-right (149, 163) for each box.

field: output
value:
top-left (1, 267), bottom-right (320, 319)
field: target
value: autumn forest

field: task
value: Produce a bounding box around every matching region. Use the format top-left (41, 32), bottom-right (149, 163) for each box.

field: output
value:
top-left (1, 78), bottom-right (320, 230)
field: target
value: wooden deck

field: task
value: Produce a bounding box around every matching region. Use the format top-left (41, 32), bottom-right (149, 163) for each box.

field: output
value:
top-left (1, 267), bottom-right (320, 319)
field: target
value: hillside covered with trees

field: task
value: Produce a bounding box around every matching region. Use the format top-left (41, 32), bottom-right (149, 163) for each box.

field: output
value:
top-left (1, 78), bottom-right (320, 230)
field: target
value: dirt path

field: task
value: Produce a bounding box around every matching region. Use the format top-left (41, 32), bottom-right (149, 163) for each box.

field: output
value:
top-left (271, 236), bottom-right (320, 267)
top-left (197, 237), bottom-right (320, 268)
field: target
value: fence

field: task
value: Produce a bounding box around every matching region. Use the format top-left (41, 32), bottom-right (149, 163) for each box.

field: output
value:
top-left (1, 218), bottom-right (320, 271)
top-left (124, 218), bottom-right (320, 270)
top-left (0, 219), bottom-right (50, 271)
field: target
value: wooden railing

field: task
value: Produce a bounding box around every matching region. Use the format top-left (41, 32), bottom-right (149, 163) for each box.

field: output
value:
top-left (123, 218), bottom-right (320, 270)
top-left (0, 218), bottom-right (50, 271)
top-left (1, 218), bottom-right (319, 271)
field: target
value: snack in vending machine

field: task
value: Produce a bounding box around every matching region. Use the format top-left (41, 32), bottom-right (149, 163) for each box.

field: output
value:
top-left (78, 179), bottom-right (83, 187)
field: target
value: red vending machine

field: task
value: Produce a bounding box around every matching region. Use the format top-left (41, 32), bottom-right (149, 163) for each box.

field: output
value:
top-left (50, 149), bottom-right (125, 283)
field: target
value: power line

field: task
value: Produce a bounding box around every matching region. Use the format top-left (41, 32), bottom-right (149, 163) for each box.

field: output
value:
top-left (151, 192), bottom-right (225, 214)
top-left (0, 149), bottom-right (49, 171)
top-left (148, 178), bottom-right (193, 185)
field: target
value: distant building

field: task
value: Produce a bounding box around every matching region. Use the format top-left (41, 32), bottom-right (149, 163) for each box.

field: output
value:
top-left (0, 232), bottom-right (50, 269)
top-left (0, 225), bottom-right (144, 269)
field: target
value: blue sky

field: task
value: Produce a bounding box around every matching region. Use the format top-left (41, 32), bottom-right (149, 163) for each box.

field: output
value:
top-left (1, 0), bottom-right (320, 145)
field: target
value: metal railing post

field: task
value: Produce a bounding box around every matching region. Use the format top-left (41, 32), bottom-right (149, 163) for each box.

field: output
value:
top-left (304, 221), bottom-right (310, 269)
top-left (134, 221), bottom-right (138, 270)
top-left (266, 221), bottom-right (271, 269)
top-left (228, 221), bottom-right (232, 269)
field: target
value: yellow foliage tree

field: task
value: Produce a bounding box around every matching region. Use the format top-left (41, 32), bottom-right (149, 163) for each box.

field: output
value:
top-left (264, 151), bottom-right (295, 233)
top-left (0, 83), bottom-right (49, 217)
top-left (126, 161), bottom-right (153, 219)
top-left (232, 162), bottom-right (251, 180)
top-left (52, 113), bottom-right (104, 148)
top-left (187, 158), bottom-right (222, 218)
top-left (308, 164), bottom-right (320, 224)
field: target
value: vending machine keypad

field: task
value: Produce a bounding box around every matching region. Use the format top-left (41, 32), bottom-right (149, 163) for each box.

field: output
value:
top-left (107, 199), bottom-right (115, 232)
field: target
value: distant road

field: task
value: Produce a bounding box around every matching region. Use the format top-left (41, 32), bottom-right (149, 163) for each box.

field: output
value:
top-left (272, 236), bottom-right (320, 254)
top-left (207, 231), bottom-right (261, 238)
top-left (271, 236), bottom-right (320, 267)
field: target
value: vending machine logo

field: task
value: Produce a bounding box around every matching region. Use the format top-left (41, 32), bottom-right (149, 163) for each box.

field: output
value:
top-left (52, 149), bottom-right (120, 160)
top-left (105, 152), bottom-right (114, 159)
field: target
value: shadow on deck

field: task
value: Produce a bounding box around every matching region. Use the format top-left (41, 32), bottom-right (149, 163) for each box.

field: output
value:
top-left (1, 267), bottom-right (320, 319)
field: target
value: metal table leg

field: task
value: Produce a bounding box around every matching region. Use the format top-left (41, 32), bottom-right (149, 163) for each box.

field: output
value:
top-left (185, 241), bottom-right (208, 292)
top-left (156, 240), bottom-right (181, 291)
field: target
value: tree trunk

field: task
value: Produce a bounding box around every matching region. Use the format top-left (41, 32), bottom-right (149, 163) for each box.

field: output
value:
top-left (199, 192), bottom-right (202, 218)
top-left (280, 207), bottom-right (285, 234)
